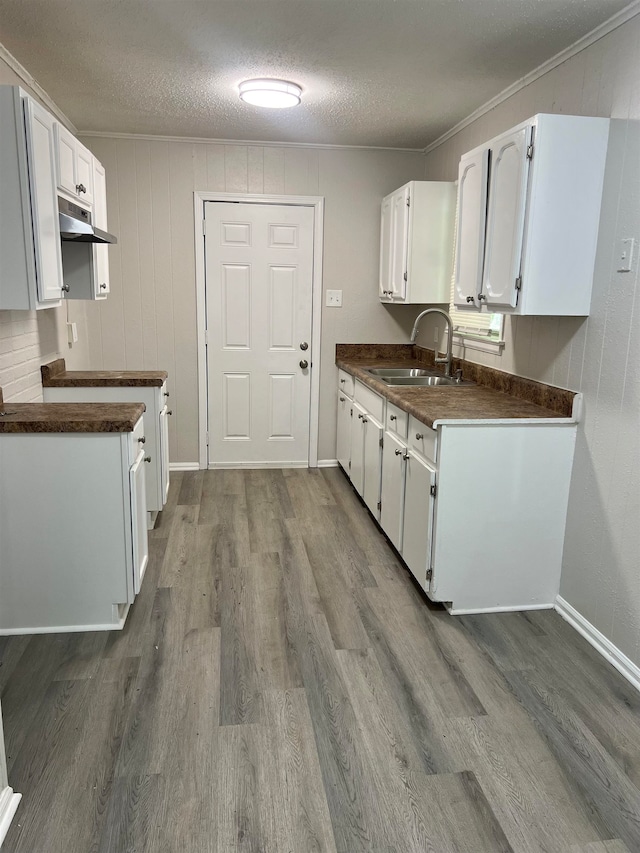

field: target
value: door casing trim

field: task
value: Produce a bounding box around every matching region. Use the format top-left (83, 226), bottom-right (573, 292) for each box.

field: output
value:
top-left (194, 191), bottom-right (325, 470)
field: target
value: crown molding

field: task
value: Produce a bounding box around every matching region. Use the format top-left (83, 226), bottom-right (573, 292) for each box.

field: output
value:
top-left (0, 42), bottom-right (77, 132)
top-left (424, 0), bottom-right (640, 155)
top-left (77, 130), bottom-right (424, 154)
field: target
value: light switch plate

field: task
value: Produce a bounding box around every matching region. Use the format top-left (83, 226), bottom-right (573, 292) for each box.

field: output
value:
top-left (326, 289), bottom-right (343, 307)
top-left (67, 322), bottom-right (78, 345)
top-left (617, 237), bottom-right (635, 272)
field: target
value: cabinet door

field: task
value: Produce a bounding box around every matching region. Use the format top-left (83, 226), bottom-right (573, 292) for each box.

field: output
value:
top-left (54, 123), bottom-right (76, 196)
top-left (401, 451), bottom-right (436, 590)
top-left (380, 431), bottom-right (406, 551)
top-left (129, 450), bottom-right (149, 596)
top-left (482, 126), bottom-right (531, 309)
top-left (24, 99), bottom-right (64, 304)
top-left (92, 160), bottom-right (110, 297)
top-left (350, 402), bottom-right (366, 495)
top-left (363, 416), bottom-right (383, 520)
top-left (379, 195), bottom-right (393, 300)
top-left (336, 392), bottom-right (352, 473)
top-left (390, 186), bottom-right (409, 300)
top-left (76, 144), bottom-right (94, 205)
top-left (454, 148), bottom-right (489, 309)
top-left (159, 404), bottom-right (170, 505)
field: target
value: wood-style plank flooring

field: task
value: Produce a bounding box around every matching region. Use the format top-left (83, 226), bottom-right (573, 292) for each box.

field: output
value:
top-left (1, 467), bottom-right (640, 852)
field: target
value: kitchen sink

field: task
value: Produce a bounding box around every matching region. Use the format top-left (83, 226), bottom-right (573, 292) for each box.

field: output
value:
top-left (365, 367), bottom-right (435, 377)
top-left (382, 375), bottom-right (475, 387)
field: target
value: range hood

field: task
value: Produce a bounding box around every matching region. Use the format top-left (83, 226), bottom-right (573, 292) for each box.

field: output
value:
top-left (58, 197), bottom-right (117, 244)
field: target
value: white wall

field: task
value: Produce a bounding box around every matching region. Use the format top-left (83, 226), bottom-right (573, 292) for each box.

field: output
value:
top-left (424, 15), bottom-right (640, 669)
top-left (0, 56), bottom-right (90, 401)
top-left (78, 136), bottom-right (426, 463)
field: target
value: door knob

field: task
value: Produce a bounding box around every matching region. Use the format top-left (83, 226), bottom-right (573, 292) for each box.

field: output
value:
top-left (300, 342), bottom-right (309, 351)
top-left (299, 360), bottom-right (308, 369)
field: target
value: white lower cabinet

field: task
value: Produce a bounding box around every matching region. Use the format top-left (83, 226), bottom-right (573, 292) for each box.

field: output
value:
top-left (0, 417), bottom-right (149, 634)
top-left (337, 371), bottom-right (578, 614)
top-left (43, 381), bottom-right (170, 520)
top-left (336, 391), bottom-right (352, 473)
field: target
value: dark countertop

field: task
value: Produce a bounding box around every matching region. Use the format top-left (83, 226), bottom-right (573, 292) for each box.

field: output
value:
top-left (0, 386), bottom-right (145, 434)
top-left (41, 359), bottom-right (168, 388)
top-left (337, 351), bottom-right (576, 428)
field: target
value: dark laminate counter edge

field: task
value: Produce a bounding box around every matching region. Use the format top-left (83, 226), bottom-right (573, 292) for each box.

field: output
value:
top-left (337, 358), bottom-right (575, 429)
top-left (41, 359), bottom-right (168, 388)
top-left (0, 401), bottom-right (146, 433)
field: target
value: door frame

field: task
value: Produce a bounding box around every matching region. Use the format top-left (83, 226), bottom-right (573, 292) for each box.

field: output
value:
top-left (194, 191), bottom-right (325, 470)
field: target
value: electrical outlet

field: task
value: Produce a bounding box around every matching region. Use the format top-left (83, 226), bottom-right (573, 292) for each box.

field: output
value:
top-left (617, 238), bottom-right (635, 272)
top-left (67, 322), bottom-right (78, 345)
top-left (326, 289), bottom-right (343, 307)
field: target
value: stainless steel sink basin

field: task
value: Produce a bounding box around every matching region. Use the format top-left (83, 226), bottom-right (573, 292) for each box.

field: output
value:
top-left (382, 376), bottom-right (475, 387)
top-left (366, 367), bottom-right (435, 378)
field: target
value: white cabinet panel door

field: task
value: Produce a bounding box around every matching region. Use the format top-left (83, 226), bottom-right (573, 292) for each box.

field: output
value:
top-left (363, 416), bottom-right (383, 520)
top-left (454, 148), bottom-right (489, 309)
top-left (350, 402), bottom-right (366, 495)
top-left (336, 392), bottom-right (352, 473)
top-left (93, 160), bottom-right (110, 297)
top-left (390, 186), bottom-right (409, 300)
top-left (482, 126), bottom-right (531, 309)
top-left (379, 195), bottom-right (392, 299)
top-left (159, 405), bottom-right (170, 504)
top-left (401, 451), bottom-right (436, 590)
top-left (76, 144), bottom-right (94, 205)
top-left (129, 450), bottom-right (149, 596)
top-left (54, 123), bottom-right (76, 196)
top-left (24, 99), bottom-right (63, 304)
top-left (380, 431), bottom-right (406, 551)
top-left (206, 202), bottom-right (314, 465)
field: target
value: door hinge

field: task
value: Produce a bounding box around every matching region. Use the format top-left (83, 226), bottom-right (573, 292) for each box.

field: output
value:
top-left (526, 144), bottom-right (534, 160)
top-left (204, 329), bottom-right (209, 346)
top-left (403, 271), bottom-right (408, 282)
top-left (430, 484), bottom-right (437, 498)
top-left (515, 275), bottom-right (522, 291)
top-left (426, 568), bottom-right (433, 582)
top-left (205, 431), bottom-right (209, 446)
top-left (377, 500), bottom-right (382, 511)
top-left (379, 436), bottom-right (384, 448)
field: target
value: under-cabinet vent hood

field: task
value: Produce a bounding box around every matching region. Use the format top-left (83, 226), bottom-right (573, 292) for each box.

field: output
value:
top-left (58, 197), bottom-right (117, 244)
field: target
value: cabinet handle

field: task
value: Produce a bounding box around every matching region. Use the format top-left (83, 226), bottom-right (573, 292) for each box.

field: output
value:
top-left (477, 293), bottom-right (487, 302)
top-left (402, 452), bottom-right (410, 460)
top-left (415, 433), bottom-right (423, 440)
top-left (394, 448), bottom-right (403, 456)
top-left (138, 436), bottom-right (146, 444)
top-left (144, 456), bottom-right (152, 463)
top-left (389, 414), bottom-right (397, 421)
top-left (339, 396), bottom-right (346, 402)
top-left (76, 183), bottom-right (87, 194)
top-left (167, 410), bottom-right (173, 415)
top-left (61, 283), bottom-right (70, 293)
top-left (466, 296), bottom-right (475, 303)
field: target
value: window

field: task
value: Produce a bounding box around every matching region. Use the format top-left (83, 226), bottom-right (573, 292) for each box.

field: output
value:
top-left (448, 185), bottom-right (505, 354)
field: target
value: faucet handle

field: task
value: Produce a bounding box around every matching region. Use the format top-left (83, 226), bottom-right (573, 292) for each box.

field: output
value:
top-left (454, 368), bottom-right (463, 383)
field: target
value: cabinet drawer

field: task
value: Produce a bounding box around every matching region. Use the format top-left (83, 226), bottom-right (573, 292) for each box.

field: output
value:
top-left (408, 416), bottom-right (437, 464)
top-left (385, 402), bottom-right (408, 438)
top-left (355, 380), bottom-right (384, 423)
top-left (338, 369), bottom-right (354, 398)
top-left (129, 416), bottom-right (146, 463)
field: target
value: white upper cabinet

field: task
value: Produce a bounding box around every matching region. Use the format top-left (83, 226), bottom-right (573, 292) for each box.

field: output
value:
top-left (0, 87), bottom-right (63, 309)
top-left (92, 159), bottom-right (110, 298)
top-left (54, 123), bottom-right (94, 206)
top-left (454, 113), bottom-right (610, 316)
top-left (380, 180), bottom-right (456, 304)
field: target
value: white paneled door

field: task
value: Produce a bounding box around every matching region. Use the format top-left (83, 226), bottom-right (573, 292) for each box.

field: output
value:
top-left (205, 202), bottom-right (315, 466)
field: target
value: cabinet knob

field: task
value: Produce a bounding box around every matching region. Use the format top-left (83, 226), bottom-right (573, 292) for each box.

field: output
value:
top-left (340, 378), bottom-right (346, 384)
top-left (477, 293), bottom-right (487, 302)
top-left (402, 452), bottom-right (410, 460)
top-left (395, 448), bottom-right (402, 456)
top-left (76, 183), bottom-right (87, 194)
top-left (99, 283), bottom-right (107, 290)
top-left (389, 415), bottom-right (396, 421)
top-left (164, 392), bottom-right (170, 397)
top-left (466, 296), bottom-right (475, 303)
top-left (138, 436), bottom-right (146, 444)
top-left (357, 413), bottom-right (364, 419)
top-left (339, 396), bottom-right (345, 402)
top-left (144, 456), bottom-right (152, 463)
top-left (362, 417), bottom-right (368, 424)
top-left (61, 283), bottom-right (70, 293)
top-left (415, 433), bottom-right (424, 440)
top-left (167, 410), bottom-right (173, 415)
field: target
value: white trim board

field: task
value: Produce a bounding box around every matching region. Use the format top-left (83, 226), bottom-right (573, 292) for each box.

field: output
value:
top-left (318, 459), bottom-right (339, 468)
top-left (0, 787), bottom-right (21, 848)
top-left (208, 461), bottom-right (309, 470)
top-left (424, 0), bottom-right (640, 154)
top-left (194, 191), bottom-right (324, 471)
top-left (169, 462), bottom-right (200, 472)
top-left (0, 42), bottom-right (76, 132)
top-left (555, 596), bottom-right (640, 694)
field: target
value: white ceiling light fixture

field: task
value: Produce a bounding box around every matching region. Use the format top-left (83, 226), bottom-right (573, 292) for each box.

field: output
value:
top-left (239, 78), bottom-right (302, 109)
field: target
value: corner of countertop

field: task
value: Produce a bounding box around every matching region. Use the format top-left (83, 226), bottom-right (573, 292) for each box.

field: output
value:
top-left (41, 358), bottom-right (66, 385)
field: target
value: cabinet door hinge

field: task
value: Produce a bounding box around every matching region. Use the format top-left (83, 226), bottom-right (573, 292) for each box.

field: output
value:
top-left (430, 483), bottom-right (437, 498)
top-left (515, 275), bottom-right (522, 291)
top-left (403, 271), bottom-right (408, 282)
top-left (526, 144), bottom-right (534, 160)
top-left (377, 500), bottom-right (382, 511)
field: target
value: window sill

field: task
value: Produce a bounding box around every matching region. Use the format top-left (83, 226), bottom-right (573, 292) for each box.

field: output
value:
top-left (451, 332), bottom-right (505, 355)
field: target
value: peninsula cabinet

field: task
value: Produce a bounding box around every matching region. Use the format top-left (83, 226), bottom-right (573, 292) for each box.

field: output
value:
top-left (0, 86), bottom-right (63, 309)
top-left (0, 411), bottom-right (149, 635)
top-left (454, 113), bottom-right (610, 315)
top-left (379, 181), bottom-right (456, 304)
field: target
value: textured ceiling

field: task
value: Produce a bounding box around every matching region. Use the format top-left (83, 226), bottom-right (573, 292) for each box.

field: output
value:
top-left (0, 0), bottom-right (632, 148)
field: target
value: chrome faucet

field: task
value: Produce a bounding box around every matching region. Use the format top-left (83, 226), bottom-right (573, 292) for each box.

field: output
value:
top-left (409, 308), bottom-right (454, 377)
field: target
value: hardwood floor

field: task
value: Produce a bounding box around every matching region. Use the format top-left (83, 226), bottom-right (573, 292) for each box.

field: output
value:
top-left (1, 467), bottom-right (640, 852)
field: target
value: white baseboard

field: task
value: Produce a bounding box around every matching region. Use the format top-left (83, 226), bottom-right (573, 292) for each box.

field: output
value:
top-left (0, 787), bottom-right (21, 847)
top-left (555, 596), bottom-right (640, 694)
top-left (169, 462), bottom-right (201, 471)
top-left (447, 602), bottom-right (554, 616)
top-left (317, 459), bottom-right (339, 468)
top-left (207, 461), bottom-right (309, 470)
